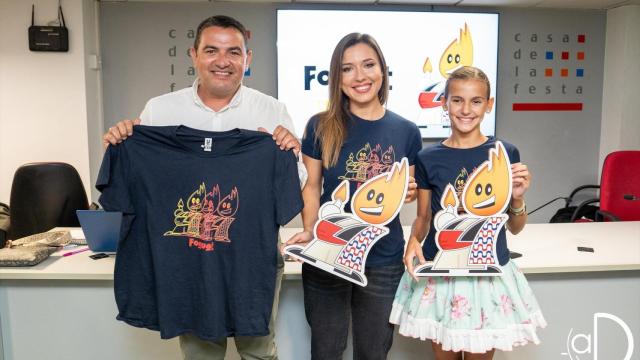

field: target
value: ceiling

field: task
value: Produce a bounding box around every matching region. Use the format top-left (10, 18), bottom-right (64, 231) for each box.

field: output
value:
top-left (116, 0), bottom-right (640, 10)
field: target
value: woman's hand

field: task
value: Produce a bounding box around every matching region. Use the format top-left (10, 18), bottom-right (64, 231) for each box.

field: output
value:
top-left (280, 230), bottom-right (314, 256)
top-left (403, 237), bottom-right (426, 281)
top-left (405, 176), bottom-right (418, 203)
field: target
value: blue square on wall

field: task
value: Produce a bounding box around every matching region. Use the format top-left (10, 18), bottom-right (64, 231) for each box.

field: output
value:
top-left (545, 51), bottom-right (553, 60)
top-left (244, 68), bottom-right (251, 76)
top-left (576, 68), bottom-right (584, 77)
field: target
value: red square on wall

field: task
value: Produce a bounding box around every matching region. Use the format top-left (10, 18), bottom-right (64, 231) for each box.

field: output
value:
top-left (577, 52), bottom-right (585, 60)
top-left (545, 68), bottom-right (553, 77)
top-left (561, 52), bottom-right (569, 60)
top-left (578, 34), bottom-right (585, 43)
top-left (561, 68), bottom-right (569, 77)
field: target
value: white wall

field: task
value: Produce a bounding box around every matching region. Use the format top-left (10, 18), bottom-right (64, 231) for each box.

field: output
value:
top-left (599, 4), bottom-right (640, 171)
top-left (82, 0), bottom-right (105, 204)
top-left (0, 0), bottom-right (98, 203)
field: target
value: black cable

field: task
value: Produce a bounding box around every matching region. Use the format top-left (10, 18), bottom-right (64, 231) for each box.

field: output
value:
top-left (527, 196), bottom-right (568, 215)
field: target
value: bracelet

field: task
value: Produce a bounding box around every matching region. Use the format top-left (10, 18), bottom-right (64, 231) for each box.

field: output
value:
top-left (509, 201), bottom-right (527, 216)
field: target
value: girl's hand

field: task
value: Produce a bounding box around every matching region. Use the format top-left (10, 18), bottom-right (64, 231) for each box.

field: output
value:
top-left (405, 176), bottom-right (418, 203)
top-left (403, 238), bottom-right (426, 281)
top-left (280, 230), bottom-right (314, 256)
top-left (511, 162), bottom-right (531, 200)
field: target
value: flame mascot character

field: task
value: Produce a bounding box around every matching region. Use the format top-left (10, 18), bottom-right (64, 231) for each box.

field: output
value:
top-left (415, 142), bottom-right (512, 276)
top-left (417, 23), bottom-right (474, 126)
top-left (285, 158), bottom-right (409, 286)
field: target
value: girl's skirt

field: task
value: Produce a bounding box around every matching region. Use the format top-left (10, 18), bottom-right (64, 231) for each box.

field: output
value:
top-left (389, 261), bottom-right (546, 353)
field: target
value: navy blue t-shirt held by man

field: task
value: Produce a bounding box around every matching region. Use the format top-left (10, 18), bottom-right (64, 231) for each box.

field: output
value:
top-left (301, 111), bottom-right (422, 267)
top-left (415, 137), bottom-right (520, 266)
top-left (97, 125), bottom-right (303, 341)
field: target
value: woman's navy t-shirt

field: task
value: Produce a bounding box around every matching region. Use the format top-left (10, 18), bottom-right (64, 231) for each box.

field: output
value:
top-left (415, 137), bottom-right (520, 266)
top-left (301, 111), bottom-right (422, 267)
top-left (97, 125), bottom-right (303, 341)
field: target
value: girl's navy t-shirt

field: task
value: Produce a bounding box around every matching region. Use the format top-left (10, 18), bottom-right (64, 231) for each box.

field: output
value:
top-left (415, 137), bottom-right (520, 266)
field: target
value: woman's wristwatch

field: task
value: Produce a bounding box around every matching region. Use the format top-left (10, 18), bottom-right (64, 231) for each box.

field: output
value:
top-left (508, 201), bottom-right (527, 216)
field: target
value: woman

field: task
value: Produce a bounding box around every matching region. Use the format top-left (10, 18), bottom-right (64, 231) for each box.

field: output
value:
top-left (284, 33), bottom-right (422, 359)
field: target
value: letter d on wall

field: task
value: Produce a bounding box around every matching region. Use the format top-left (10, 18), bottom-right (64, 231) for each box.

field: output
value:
top-left (594, 312), bottom-right (634, 360)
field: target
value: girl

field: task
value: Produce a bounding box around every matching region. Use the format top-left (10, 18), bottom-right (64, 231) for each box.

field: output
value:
top-left (390, 66), bottom-right (546, 360)
top-left (285, 33), bottom-right (422, 359)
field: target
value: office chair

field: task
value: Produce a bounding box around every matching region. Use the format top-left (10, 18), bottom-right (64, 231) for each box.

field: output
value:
top-left (0, 202), bottom-right (9, 248)
top-left (568, 151), bottom-right (640, 222)
top-left (8, 162), bottom-right (89, 240)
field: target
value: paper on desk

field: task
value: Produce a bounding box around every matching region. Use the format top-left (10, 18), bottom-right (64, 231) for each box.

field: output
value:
top-left (69, 229), bottom-right (86, 245)
top-left (69, 229), bottom-right (85, 240)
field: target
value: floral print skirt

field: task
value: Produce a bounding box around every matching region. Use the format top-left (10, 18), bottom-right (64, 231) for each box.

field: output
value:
top-left (389, 261), bottom-right (546, 353)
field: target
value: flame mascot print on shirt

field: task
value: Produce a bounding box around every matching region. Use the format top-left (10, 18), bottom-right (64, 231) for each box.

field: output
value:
top-left (285, 158), bottom-right (410, 286)
top-left (164, 183), bottom-right (239, 252)
top-left (415, 141), bottom-right (513, 276)
top-left (339, 143), bottom-right (396, 184)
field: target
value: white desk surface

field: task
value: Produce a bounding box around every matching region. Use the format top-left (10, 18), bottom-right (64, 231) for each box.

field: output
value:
top-left (0, 222), bottom-right (638, 280)
top-left (507, 221), bottom-right (640, 273)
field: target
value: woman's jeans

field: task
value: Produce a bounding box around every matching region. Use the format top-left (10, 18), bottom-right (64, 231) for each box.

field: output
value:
top-left (302, 262), bottom-right (405, 360)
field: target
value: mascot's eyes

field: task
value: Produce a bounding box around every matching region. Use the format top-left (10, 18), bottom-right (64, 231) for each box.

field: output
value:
top-left (367, 189), bottom-right (375, 201)
top-left (376, 193), bottom-right (385, 205)
top-left (475, 184), bottom-right (482, 196)
top-left (447, 54), bottom-right (453, 63)
top-left (485, 183), bottom-right (492, 196)
top-left (455, 54), bottom-right (461, 63)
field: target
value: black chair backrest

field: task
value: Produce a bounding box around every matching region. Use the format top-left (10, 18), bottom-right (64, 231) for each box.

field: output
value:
top-left (9, 162), bottom-right (89, 240)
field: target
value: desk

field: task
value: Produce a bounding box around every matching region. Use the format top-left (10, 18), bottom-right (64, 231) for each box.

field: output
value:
top-left (1, 222), bottom-right (639, 359)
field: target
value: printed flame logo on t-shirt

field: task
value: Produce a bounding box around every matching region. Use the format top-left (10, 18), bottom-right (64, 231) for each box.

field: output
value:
top-left (339, 143), bottom-right (396, 184)
top-left (453, 167), bottom-right (470, 213)
top-left (164, 182), bottom-right (239, 252)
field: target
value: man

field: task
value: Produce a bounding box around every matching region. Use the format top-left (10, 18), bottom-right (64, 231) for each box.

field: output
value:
top-left (103, 15), bottom-right (302, 360)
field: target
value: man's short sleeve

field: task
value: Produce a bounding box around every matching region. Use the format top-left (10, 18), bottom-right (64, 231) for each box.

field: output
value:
top-left (277, 102), bottom-right (296, 135)
top-left (96, 146), bottom-right (135, 214)
top-left (273, 150), bottom-right (304, 225)
top-left (301, 115), bottom-right (322, 160)
top-left (139, 100), bottom-right (151, 125)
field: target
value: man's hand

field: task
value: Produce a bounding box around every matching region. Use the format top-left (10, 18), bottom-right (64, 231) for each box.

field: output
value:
top-left (103, 119), bottom-right (141, 149)
top-left (258, 125), bottom-right (301, 156)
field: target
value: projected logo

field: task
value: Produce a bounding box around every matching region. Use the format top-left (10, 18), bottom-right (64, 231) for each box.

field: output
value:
top-left (416, 23), bottom-right (474, 131)
top-left (277, 10), bottom-right (499, 139)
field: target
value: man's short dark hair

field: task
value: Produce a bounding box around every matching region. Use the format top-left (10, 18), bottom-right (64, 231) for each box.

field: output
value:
top-left (193, 15), bottom-right (249, 51)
